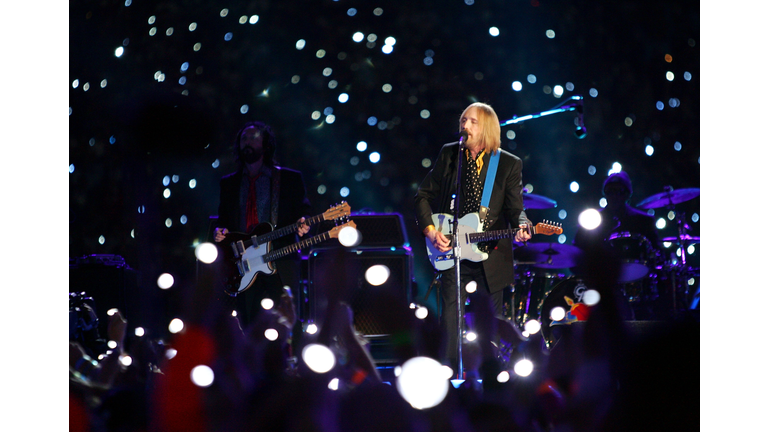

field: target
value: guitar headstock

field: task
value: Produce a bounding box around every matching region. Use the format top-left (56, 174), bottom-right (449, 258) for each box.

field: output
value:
top-left (535, 220), bottom-right (563, 236)
top-left (328, 220), bottom-right (357, 238)
top-left (322, 201), bottom-right (351, 221)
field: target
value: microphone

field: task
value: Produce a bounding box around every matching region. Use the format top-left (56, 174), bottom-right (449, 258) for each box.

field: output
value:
top-left (574, 102), bottom-right (587, 139)
top-left (459, 130), bottom-right (469, 146)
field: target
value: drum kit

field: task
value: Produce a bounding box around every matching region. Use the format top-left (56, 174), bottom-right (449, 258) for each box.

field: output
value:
top-left (508, 188), bottom-right (700, 347)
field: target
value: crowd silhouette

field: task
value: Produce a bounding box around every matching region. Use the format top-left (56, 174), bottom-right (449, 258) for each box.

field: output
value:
top-left (69, 246), bottom-right (699, 432)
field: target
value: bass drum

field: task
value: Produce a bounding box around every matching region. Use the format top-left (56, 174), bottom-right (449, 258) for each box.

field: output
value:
top-left (539, 277), bottom-right (596, 349)
top-left (507, 269), bottom-right (564, 331)
top-left (605, 232), bottom-right (661, 283)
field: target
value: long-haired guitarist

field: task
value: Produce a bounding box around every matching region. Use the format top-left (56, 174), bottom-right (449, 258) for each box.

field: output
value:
top-left (414, 102), bottom-right (532, 371)
top-left (213, 121), bottom-right (313, 330)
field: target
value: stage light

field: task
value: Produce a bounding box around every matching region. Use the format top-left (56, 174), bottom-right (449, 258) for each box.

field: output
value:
top-left (369, 152), bottom-right (381, 163)
top-left (396, 357), bottom-right (450, 409)
top-left (165, 348), bottom-right (177, 360)
top-left (466, 331), bottom-right (477, 342)
top-left (191, 365), bottom-right (214, 387)
top-left (195, 242), bottom-right (218, 264)
top-left (352, 32), bottom-right (364, 42)
top-left (578, 209), bottom-right (602, 230)
top-left (306, 323), bottom-right (318, 334)
top-left (328, 378), bottom-right (340, 390)
top-left (120, 355), bottom-right (133, 367)
top-left (356, 141), bottom-right (368, 151)
top-left (135, 327), bottom-right (145, 337)
top-left (302, 343), bottom-right (336, 374)
top-left (365, 265), bottom-right (390, 286)
top-left (656, 218), bottom-right (667, 229)
top-left (415, 306), bottom-right (429, 319)
top-left (497, 370), bottom-right (510, 383)
top-left (569, 181), bottom-right (580, 193)
top-left (514, 359), bottom-right (534, 377)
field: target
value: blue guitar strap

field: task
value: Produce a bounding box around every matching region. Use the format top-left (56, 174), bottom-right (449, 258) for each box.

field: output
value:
top-left (478, 151), bottom-right (500, 222)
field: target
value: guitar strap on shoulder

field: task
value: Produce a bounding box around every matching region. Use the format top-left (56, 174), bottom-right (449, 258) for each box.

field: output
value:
top-left (478, 150), bottom-right (500, 222)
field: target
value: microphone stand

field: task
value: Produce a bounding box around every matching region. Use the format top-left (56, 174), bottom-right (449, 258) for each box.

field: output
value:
top-left (452, 135), bottom-right (466, 380)
top-left (499, 95), bottom-right (583, 127)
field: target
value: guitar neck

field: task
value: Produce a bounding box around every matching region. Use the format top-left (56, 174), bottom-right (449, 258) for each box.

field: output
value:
top-left (252, 213), bottom-right (326, 245)
top-left (467, 227), bottom-right (521, 243)
top-left (262, 230), bottom-right (334, 262)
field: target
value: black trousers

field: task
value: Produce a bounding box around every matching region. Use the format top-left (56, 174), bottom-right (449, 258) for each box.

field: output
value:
top-left (438, 260), bottom-right (504, 370)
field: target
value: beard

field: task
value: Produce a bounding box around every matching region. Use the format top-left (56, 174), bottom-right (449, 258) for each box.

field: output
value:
top-left (241, 146), bottom-right (264, 164)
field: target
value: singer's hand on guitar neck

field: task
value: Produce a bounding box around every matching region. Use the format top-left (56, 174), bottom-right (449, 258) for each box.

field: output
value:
top-left (514, 223), bottom-right (532, 243)
top-left (426, 226), bottom-right (452, 253)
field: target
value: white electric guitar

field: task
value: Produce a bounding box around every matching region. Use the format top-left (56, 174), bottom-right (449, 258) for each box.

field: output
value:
top-left (222, 220), bottom-right (356, 295)
top-left (426, 212), bottom-right (562, 271)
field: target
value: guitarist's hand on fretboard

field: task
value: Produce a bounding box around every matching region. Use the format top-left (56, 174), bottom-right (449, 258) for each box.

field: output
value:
top-left (514, 223), bottom-right (532, 243)
top-left (297, 217), bottom-right (310, 237)
top-left (214, 227), bottom-right (229, 243)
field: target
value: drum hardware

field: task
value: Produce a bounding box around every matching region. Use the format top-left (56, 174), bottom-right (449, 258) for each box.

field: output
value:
top-left (513, 243), bottom-right (582, 269)
top-left (605, 232), bottom-right (662, 284)
top-left (507, 268), bottom-right (565, 332)
top-left (523, 192), bottom-right (558, 210)
top-left (636, 186), bottom-right (700, 210)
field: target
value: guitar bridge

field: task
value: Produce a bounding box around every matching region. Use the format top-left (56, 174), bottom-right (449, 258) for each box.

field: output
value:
top-left (236, 258), bottom-right (250, 276)
top-left (436, 253), bottom-right (454, 262)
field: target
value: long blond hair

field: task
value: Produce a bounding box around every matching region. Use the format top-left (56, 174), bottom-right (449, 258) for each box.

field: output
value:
top-left (459, 102), bottom-right (501, 154)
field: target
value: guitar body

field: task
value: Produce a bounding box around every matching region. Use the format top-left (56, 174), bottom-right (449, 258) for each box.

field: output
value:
top-left (426, 213), bottom-right (489, 271)
top-left (218, 223), bottom-right (275, 296)
top-left (425, 213), bottom-right (562, 271)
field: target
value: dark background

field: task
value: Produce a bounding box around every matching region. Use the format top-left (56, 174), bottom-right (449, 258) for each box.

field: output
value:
top-left (68, 0), bottom-right (700, 330)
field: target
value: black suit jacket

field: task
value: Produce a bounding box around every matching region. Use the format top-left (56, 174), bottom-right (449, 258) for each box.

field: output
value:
top-left (217, 165), bottom-right (313, 254)
top-left (415, 142), bottom-right (527, 293)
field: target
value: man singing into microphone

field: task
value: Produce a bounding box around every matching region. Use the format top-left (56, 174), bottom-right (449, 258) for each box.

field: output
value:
top-left (414, 102), bottom-right (531, 371)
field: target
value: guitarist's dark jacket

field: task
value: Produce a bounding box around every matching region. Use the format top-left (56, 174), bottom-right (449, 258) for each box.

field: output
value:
top-left (415, 142), bottom-right (528, 293)
top-left (217, 165), bottom-right (313, 291)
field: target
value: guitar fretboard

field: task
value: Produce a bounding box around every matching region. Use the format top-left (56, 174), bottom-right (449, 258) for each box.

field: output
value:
top-left (263, 230), bottom-right (333, 262)
top-left (467, 227), bottom-right (522, 243)
top-left (251, 213), bottom-right (326, 246)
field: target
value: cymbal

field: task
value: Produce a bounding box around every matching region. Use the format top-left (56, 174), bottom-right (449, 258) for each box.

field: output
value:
top-left (662, 234), bottom-right (700, 244)
top-left (637, 188), bottom-right (700, 209)
top-left (523, 193), bottom-right (557, 209)
top-left (514, 243), bottom-right (582, 269)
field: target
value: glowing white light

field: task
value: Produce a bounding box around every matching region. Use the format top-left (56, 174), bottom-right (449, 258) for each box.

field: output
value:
top-left (365, 265), bottom-right (390, 286)
top-left (326, 115), bottom-right (336, 124)
top-left (497, 371), bottom-right (510, 383)
top-left (357, 141), bottom-right (368, 151)
top-left (687, 244), bottom-right (696, 255)
top-left (656, 218), bottom-right (667, 229)
top-left (296, 39), bottom-right (306, 50)
top-left (163, 188), bottom-right (171, 198)
top-left (465, 331), bottom-right (477, 342)
top-left (302, 343), bottom-right (336, 374)
top-left (165, 349), bottom-right (178, 360)
top-left (340, 187), bottom-right (350, 197)
top-left (608, 162), bottom-right (622, 175)
top-left (465, 280), bottom-right (477, 293)
top-left (249, 15), bottom-right (259, 24)
top-left (338, 93), bottom-right (349, 103)
top-left (489, 27), bottom-right (500, 36)
top-left (527, 74), bottom-right (537, 84)
top-left (195, 242), bottom-right (218, 264)
top-left (599, 198), bottom-right (607, 208)
top-left (99, 235), bottom-right (106, 245)
top-left (578, 209), bottom-right (602, 230)
top-left (524, 320), bottom-right (541, 335)
top-left (306, 323), bottom-right (318, 334)
top-left (514, 359), bottom-right (534, 377)
top-left (264, 328), bottom-right (279, 341)
top-left (666, 71), bottom-right (674, 81)
top-left (415, 306), bottom-right (429, 319)
top-left (108, 340), bottom-right (118, 349)
top-left (546, 29), bottom-right (556, 38)
top-left (261, 298), bottom-right (275, 310)
top-left (168, 318), bottom-right (184, 334)
top-left (396, 356), bottom-right (449, 409)
top-left (135, 327), bottom-right (145, 337)
top-left (369, 152), bottom-right (381, 163)
top-left (328, 378), bottom-right (340, 391)
top-left (107, 308), bottom-right (118, 316)
top-left (511, 81), bottom-right (523, 91)
top-left (191, 365), bottom-right (214, 387)
top-left (157, 273), bottom-right (174, 289)
top-left (420, 109), bottom-right (431, 119)
top-left (384, 36), bottom-right (396, 46)
top-left (583, 289), bottom-right (601, 306)
top-left (645, 145), bottom-right (655, 156)
top-left (352, 32), bottom-right (365, 42)
top-left (570, 181), bottom-right (580, 193)
top-left (120, 355), bottom-right (133, 367)
top-left (550, 306), bottom-right (566, 321)
top-left (382, 44), bottom-right (393, 54)
top-left (115, 47), bottom-right (124, 57)
top-left (165, 218), bottom-right (173, 228)
top-left (189, 179), bottom-right (197, 188)
top-left (553, 85), bottom-right (564, 97)
top-left (338, 226), bottom-right (361, 247)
